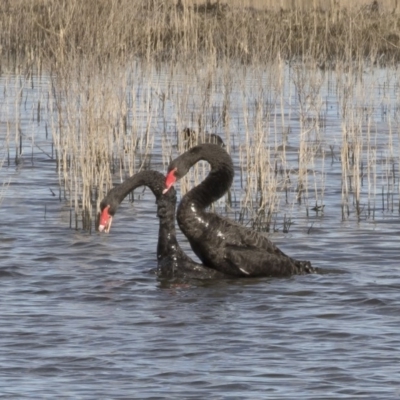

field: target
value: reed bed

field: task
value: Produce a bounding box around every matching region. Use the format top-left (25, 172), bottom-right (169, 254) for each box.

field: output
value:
top-left (2, 0), bottom-right (400, 66)
top-left (1, 0), bottom-right (400, 231)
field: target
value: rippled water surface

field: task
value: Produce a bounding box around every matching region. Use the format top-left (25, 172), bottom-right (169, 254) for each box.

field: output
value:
top-left (1, 69), bottom-right (400, 399)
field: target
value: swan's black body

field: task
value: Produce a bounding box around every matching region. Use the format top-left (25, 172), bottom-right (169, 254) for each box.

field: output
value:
top-left (166, 144), bottom-right (316, 278)
top-left (182, 128), bottom-right (225, 148)
top-left (99, 170), bottom-right (226, 280)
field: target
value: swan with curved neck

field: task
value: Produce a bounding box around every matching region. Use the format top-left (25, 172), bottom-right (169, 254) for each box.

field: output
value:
top-left (163, 144), bottom-right (315, 277)
top-left (98, 170), bottom-right (226, 280)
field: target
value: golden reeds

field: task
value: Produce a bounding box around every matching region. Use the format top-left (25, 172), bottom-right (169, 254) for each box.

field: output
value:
top-left (1, 0), bottom-right (400, 231)
top-left (2, 0), bottom-right (400, 67)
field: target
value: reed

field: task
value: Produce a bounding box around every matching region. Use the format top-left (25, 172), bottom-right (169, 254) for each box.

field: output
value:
top-left (48, 58), bottom-right (161, 230)
top-left (1, 0), bottom-right (400, 231)
top-left (0, 151), bottom-right (10, 206)
top-left (2, 0), bottom-right (400, 67)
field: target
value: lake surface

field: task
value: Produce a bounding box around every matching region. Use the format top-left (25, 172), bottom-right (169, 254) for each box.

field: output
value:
top-left (1, 67), bottom-right (400, 399)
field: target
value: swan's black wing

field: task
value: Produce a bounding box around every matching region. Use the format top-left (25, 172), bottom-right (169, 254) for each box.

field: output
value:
top-left (179, 211), bottom-right (315, 277)
top-left (224, 245), bottom-right (315, 277)
top-left (221, 218), bottom-right (315, 276)
top-left (223, 218), bottom-right (289, 256)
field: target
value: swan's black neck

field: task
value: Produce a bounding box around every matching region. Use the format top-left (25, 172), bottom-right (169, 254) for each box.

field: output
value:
top-left (156, 194), bottom-right (182, 262)
top-left (101, 170), bottom-right (166, 211)
top-left (176, 144), bottom-right (234, 211)
top-left (100, 170), bottom-right (181, 261)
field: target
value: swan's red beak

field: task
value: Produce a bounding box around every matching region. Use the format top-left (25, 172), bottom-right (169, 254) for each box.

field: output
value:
top-left (98, 205), bottom-right (113, 233)
top-left (163, 168), bottom-right (177, 194)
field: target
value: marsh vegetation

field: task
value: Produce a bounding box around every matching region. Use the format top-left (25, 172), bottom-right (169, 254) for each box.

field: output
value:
top-left (1, 0), bottom-right (400, 232)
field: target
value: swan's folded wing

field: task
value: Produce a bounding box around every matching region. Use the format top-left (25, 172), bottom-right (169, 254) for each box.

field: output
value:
top-left (224, 245), bottom-right (299, 277)
top-left (224, 220), bottom-right (290, 258)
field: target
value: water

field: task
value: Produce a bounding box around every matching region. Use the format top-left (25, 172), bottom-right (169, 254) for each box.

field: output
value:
top-left (1, 68), bottom-right (400, 399)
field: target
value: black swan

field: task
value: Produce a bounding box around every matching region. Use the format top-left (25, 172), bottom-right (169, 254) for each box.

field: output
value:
top-left (98, 170), bottom-right (227, 280)
top-left (182, 128), bottom-right (225, 148)
top-left (163, 144), bottom-right (316, 277)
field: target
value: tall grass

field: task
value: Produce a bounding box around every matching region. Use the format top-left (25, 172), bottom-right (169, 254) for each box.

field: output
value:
top-left (2, 0), bottom-right (400, 67)
top-left (1, 0), bottom-right (400, 230)
top-left (49, 60), bottom-right (160, 230)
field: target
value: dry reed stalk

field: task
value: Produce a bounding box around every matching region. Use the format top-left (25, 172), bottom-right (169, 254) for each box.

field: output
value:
top-left (336, 58), bottom-right (384, 221)
top-left (0, 74), bottom-right (21, 205)
top-left (235, 64), bottom-right (282, 231)
top-left (0, 73), bottom-right (34, 167)
top-left (289, 60), bottom-right (327, 220)
top-left (0, 148), bottom-right (10, 206)
top-left (339, 107), bottom-right (364, 219)
top-left (396, 85), bottom-right (400, 214)
top-left (382, 78), bottom-right (396, 214)
top-left (365, 118), bottom-right (377, 219)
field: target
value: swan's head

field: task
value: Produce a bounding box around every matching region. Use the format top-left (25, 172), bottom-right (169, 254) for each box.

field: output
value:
top-left (163, 167), bottom-right (178, 194)
top-left (98, 203), bottom-right (114, 233)
top-left (163, 145), bottom-right (206, 194)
